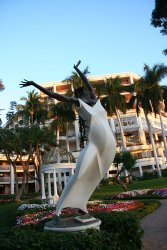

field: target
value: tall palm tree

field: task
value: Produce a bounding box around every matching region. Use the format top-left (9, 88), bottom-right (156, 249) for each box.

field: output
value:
top-left (49, 102), bottom-right (75, 161)
top-left (141, 64), bottom-right (167, 160)
top-left (16, 90), bottom-right (48, 125)
top-left (65, 67), bottom-right (90, 90)
top-left (65, 66), bottom-right (91, 147)
top-left (95, 76), bottom-right (129, 151)
top-left (130, 64), bottom-right (167, 177)
top-left (0, 80), bottom-right (5, 126)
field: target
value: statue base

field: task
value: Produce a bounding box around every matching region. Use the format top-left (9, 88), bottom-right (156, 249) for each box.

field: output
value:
top-left (44, 215), bottom-right (101, 232)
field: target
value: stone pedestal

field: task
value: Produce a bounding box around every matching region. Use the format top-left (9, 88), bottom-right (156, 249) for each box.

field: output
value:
top-left (44, 215), bottom-right (101, 232)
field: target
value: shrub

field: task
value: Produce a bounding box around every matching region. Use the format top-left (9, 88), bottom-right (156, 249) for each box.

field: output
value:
top-left (133, 200), bottom-right (160, 219)
top-left (0, 212), bottom-right (143, 250)
top-left (161, 168), bottom-right (167, 177)
top-left (142, 171), bottom-right (158, 180)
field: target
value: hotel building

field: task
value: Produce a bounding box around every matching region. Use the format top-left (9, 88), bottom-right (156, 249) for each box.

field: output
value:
top-left (1, 71), bottom-right (167, 195)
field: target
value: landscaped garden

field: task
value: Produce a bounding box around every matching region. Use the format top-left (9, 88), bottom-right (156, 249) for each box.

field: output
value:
top-left (0, 177), bottom-right (166, 249)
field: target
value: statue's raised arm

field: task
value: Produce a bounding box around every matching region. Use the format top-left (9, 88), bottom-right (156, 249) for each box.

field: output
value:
top-left (73, 61), bottom-right (97, 101)
top-left (20, 79), bottom-right (78, 104)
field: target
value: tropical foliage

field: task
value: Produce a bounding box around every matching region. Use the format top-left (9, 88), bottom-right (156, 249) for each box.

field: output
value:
top-left (95, 76), bottom-right (131, 151)
top-left (129, 63), bottom-right (167, 176)
top-left (113, 151), bottom-right (137, 191)
top-left (16, 90), bottom-right (48, 125)
top-left (151, 0), bottom-right (167, 54)
top-left (0, 126), bottom-right (54, 201)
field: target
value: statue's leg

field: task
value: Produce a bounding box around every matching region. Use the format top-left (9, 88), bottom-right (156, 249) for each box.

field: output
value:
top-left (54, 215), bottom-right (60, 225)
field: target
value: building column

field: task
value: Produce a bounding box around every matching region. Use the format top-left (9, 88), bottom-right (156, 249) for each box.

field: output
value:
top-left (41, 173), bottom-right (46, 199)
top-left (74, 116), bottom-right (80, 151)
top-left (10, 164), bottom-right (14, 194)
top-left (63, 172), bottom-right (67, 186)
top-left (53, 170), bottom-right (57, 196)
top-left (137, 117), bottom-right (147, 144)
top-left (58, 172), bottom-right (62, 192)
top-left (52, 170), bottom-right (59, 203)
top-left (47, 173), bottom-right (52, 199)
top-left (161, 151), bottom-right (166, 169)
top-left (152, 164), bottom-right (155, 171)
top-left (34, 172), bottom-right (39, 193)
top-left (70, 168), bottom-right (74, 176)
top-left (138, 165), bottom-right (143, 177)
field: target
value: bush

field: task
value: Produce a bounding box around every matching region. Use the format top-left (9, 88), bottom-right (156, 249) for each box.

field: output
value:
top-left (134, 200), bottom-right (160, 219)
top-left (142, 171), bottom-right (158, 180)
top-left (0, 212), bottom-right (143, 250)
top-left (161, 168), bottom-right (167, 177)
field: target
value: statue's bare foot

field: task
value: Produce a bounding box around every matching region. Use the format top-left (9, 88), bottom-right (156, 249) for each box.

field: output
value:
top-left (54, 215), bottom-right (60, 225)
top-left (78, 209), bottom-right (87, 215)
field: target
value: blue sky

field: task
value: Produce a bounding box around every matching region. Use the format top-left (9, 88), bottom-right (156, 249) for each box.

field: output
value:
top-left (0, 0), bottom-right (167, 124)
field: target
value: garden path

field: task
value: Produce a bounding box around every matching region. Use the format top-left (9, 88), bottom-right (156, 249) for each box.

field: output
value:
top-left (141, 200), bottom-right (167, 250)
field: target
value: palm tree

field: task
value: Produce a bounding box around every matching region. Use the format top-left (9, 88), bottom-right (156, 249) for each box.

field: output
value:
top-left (65, 67), bottom-right (90, 90)
top-left (141, 64), bottom-right (167, 160)
top-left (130, 64), bottom-right (167, 177)
top-left (0, 80), bottom-right (5, 126)
top-left (49, 102), bottom-right (75, 161)
top-left (65, 66), bottom-right (91, 147)
top-left (16, 90), bottom-right (48, 125)
top-left (95, 76), bottom-right (129, 151)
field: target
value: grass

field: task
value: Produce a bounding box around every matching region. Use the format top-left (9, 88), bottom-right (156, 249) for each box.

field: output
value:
top-left (91, 177), bottom-right (167, 200)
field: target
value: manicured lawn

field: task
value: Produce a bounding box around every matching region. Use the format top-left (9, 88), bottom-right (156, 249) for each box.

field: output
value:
top-left (91, 177), bottom-right (167, 200)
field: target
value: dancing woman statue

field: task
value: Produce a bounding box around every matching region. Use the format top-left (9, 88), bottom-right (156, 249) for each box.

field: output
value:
top-left (20, 61), bottom-right (116, 223)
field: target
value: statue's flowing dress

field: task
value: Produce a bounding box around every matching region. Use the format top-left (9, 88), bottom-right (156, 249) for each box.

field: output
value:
top-left (56, 99), bottom-right (116, 216)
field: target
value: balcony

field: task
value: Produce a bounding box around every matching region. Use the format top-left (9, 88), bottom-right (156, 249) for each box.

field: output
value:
top-left (0, 165), bottom-right (10, 172)
top-left (0, 176), bottom-right (35, 183)
top-left (114, 116), bottom-right (139, 133)
top-left (0, 177), bottom-right (10, 183)
top-left (16, 177), bottom-right (35, 183)
top-left (16, 165), bottom-right (35, 172)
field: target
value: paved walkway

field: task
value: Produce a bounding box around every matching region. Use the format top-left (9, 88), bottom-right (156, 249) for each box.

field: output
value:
top-left (140, 200), bottom-right (167, 250)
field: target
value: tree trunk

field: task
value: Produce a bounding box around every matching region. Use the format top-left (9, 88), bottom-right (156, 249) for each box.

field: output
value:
top-left (15, 171), bottom-right (26, 202)
top-left (115, 109), bottom-right (126, 151)
top-left (159, 110), bottom-right (167, 159)
top-left (66, 121), bottom-right (70, 162)
top-left (116, 176), bottom-right (128, 192)
top-left (115, 168), bottom-right (128, 192)
top-left (144, 111), bottom-right (162, 177)
top-left (56, 127), bottom-right (60, 163)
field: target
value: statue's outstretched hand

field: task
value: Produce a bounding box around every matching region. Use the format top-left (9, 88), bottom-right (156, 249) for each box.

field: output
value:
top-left (74, 60), bottom-right (81, 69)
top-left (19, 79), bottom-right (35, 88)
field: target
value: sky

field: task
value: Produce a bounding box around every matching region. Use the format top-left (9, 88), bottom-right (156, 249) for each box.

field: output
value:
top-left (0, 0), bottom-right (167, 125)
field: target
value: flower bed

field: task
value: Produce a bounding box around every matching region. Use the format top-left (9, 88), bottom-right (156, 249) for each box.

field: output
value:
top-left (105, 188), bottom-right (167, 200)
top-left (16, 200), bottom-right (144, 227)
top-left (18, 203), bottom-right (57, 211)
top-left (152, 188), bottom-right (167, 198)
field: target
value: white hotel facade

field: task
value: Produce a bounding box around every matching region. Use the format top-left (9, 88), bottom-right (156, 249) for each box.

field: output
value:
top-left (1, 71), bottom-right (167, 195)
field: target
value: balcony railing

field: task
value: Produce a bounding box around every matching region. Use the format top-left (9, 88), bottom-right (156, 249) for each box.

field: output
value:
top-left (0, 176), bottom-right (35, 183)
top-left (0, 165), bottom-right (10, 171)
top-left (0, 177), bottom-right (10, 183)
top-left (16, 166), bottom-right (35, 171)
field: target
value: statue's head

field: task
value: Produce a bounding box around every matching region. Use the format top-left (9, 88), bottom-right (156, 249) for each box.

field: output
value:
top-left (74, 87), bottom-right (87, 99)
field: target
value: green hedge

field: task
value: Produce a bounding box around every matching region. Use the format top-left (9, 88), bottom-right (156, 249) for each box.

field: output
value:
top-left (0, 212), bottom-right (143, 250)
top-left (134, 199), bottom-right (160, 218)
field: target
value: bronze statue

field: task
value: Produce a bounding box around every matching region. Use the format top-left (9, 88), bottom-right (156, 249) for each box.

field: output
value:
top-left (20, 62), bottom-right (116, 230)
top-left (20, 60), bottom-right (97, 107)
